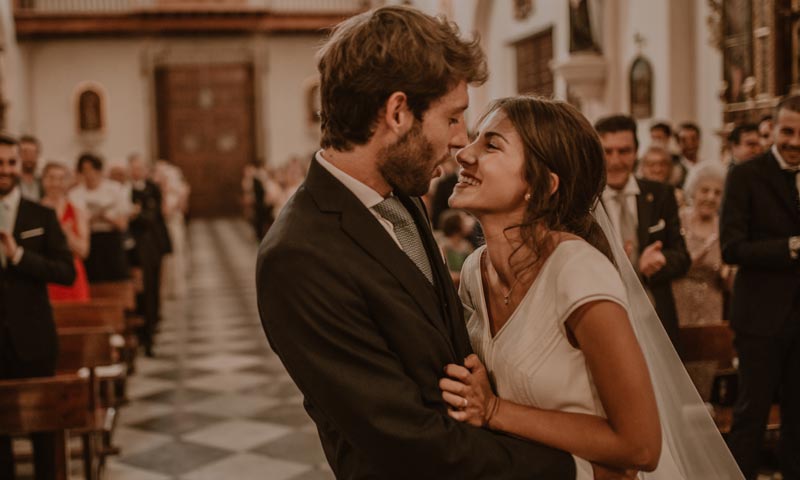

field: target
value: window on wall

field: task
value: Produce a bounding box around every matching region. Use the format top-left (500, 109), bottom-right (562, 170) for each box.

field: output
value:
top-left (514, 28), bottom-right (554, 97)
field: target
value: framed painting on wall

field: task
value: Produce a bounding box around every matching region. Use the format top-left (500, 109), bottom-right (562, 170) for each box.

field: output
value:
top-left (630, 56), bottom-right (653, 119)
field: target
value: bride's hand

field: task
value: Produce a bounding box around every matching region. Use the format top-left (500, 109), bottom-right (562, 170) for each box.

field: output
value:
top-left (439, 354), bottom-right (498, 427)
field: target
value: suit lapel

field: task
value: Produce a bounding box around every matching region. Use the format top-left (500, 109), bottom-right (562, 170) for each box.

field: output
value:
top-left (400, 196), bottom-right (467, 357)
top-left (13, 199), bottom-right (34, 240)
top-left (635, 180), bottom-right (654, 251)
top-left (305, 159), bottom-right (454, 344)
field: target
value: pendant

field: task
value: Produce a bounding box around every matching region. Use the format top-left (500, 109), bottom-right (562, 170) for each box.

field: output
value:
top-left (503, 296), bottom-right (510, 305)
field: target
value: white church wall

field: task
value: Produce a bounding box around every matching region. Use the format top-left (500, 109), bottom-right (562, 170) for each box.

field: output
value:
top-left (20, 33), bottom-right (325, 169)
top-left (0, 2), bottom-right (31, 135)
top-left (263, 34), bottom-right (323, 166)
top-left (25, 38), bottom-right (148, 166)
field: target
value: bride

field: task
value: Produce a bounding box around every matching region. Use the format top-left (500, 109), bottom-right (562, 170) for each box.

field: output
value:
top-left (440, 96), bottom-right (742, 479)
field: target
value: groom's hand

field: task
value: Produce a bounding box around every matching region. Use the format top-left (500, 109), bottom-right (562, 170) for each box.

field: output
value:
top-left (591, 462), bottom-right (638, 479)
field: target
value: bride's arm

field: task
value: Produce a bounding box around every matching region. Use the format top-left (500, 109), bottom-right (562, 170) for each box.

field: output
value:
top-left (440, 300), bottom-right (661, 472)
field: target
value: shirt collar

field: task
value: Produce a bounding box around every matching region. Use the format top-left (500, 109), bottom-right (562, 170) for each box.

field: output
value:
top-left (772, 144), bottom-right (799, 171)
top-left (315, 150), bottom-right (386, 208)
top-left (1, 186), bottom-right (21, 211)
top-left (603, 174), bottom-right (640, 200)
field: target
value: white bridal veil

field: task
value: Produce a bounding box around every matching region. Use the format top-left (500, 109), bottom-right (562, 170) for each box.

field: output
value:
top-left (592, 201), bottom-right (744, 480)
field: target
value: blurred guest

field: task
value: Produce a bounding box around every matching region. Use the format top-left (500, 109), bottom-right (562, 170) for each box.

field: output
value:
top-left (430, 157), bottom-right (459, 229)
top-left (639, 144), bottom-right (674, 184)
top-left (673, 162), bottom-right (730, 327)
top-left (436, 209), bottom-right (474, 286)
top-left (0, 134), bottom-right (75, 480)
top-left (758, 114), bottom-right (774, 150)
top-left (597, 114), bottom-right (690, 349)
top-left (40, 162), bottom-right (90, 302)
top-left (728, 123), bottom-right (762, 169)
top-left (673, 162), bottom-right (730, 401)
top-left (129, 154), bottom-right (171, 356)
top-left (155, 160), bottom-right (189, 299)
top-left (649, 121), bottom-right (672, 147)
top-left (722, 95), bottom-right (800, 479)
top-left (671, 122), bottom-right (702, 188)
top-left (18, 135), bottom-right (42, 201)
top-left (69, 153), bottom-right (130, 281)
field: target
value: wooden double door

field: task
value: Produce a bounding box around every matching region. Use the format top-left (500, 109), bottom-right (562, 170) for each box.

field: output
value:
top-left (155, 63), bottom-right (256, 218)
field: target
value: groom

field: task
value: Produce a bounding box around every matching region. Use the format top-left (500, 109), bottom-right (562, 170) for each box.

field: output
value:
top-left (255, 6), bottom-right (617, 479)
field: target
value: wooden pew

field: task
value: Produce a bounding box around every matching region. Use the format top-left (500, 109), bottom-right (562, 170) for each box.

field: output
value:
top-left (57, 327), bottom-right (119, 480)
top-left (679, 323), bottom-right (780, 435)
top-left (88, 281), bottom-right (143, 374)
top-left (0, 374), bottom-right (91, 480)
top-left (89, 281), bottom-right (136, 312)
top-left (52, 300), bottom-right (126, 333)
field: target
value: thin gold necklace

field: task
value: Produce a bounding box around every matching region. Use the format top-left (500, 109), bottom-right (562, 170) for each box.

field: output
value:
top-left (482, 250), bottom-right (521, 305)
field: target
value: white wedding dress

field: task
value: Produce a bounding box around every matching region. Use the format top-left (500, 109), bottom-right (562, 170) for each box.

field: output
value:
top-left (459, 240), bottom-right (685, 479)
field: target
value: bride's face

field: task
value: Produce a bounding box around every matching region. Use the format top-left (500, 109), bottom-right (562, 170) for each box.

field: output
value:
top-left (449, 110), bottom-right (529, 218)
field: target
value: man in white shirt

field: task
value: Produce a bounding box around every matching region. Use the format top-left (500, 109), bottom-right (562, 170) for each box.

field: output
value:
top-left (595, 114), bottom-right (690, 350)
top-left (671, 122), bottom-right (702, 188)
top-left (0, 133), bottom-right (75, 480)
top-left (18, 134), bottom-right (42, 202)
top-left (721, 95), bottom-right (800, 480)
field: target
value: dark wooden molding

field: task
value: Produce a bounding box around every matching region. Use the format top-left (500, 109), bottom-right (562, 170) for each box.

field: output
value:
top-left (14, 9), bottom-right (360, 39)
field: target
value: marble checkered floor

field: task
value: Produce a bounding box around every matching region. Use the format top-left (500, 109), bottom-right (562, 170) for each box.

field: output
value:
top-left (103, 218), bottom-right (333, 480)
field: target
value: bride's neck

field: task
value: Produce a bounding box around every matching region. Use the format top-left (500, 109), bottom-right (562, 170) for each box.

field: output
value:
top-left (479, 213), bottom-right (531, 288)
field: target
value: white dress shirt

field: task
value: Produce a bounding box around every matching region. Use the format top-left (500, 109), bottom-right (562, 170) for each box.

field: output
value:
top-left (315, 150), bottom-right (403, 249)
top-left (0, 187), bottom-right (25, 264)
top-left (772, 144), bottom-right (800, 198)
top-left (69, 179), bottom-right (130, 233)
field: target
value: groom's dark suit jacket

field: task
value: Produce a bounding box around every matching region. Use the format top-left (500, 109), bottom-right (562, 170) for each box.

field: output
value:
top-left (256, 159), bottom-right (575, 479)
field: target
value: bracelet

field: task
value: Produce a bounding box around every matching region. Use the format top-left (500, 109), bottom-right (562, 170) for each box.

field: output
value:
top-left (483, 396), bottom-right (501, 428)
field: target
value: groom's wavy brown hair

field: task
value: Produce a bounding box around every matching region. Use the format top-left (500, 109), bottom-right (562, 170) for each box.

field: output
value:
top-left (481, 97), bottom-right (614, 273)
top-left (316, 5), bottom-right (487, 151)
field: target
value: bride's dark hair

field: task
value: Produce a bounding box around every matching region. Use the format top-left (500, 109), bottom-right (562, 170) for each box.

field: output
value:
top-left (481, 96), bottom-right (613, 273)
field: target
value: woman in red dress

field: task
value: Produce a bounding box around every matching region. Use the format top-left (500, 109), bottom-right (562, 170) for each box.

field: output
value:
top-left (41, 162), bottom-right (91, 301)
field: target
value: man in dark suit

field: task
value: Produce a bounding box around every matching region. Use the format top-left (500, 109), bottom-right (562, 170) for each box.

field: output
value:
top-left (721, 95), bottom-right (800, 480)
top-left (255, 6), bottom-right (607, 479)
top-left (595, 115), bottom-right (690, 350)
top-left (0, 134), bottom-right (76, 479)
top-left (128, 153), bottom-right (171, 357)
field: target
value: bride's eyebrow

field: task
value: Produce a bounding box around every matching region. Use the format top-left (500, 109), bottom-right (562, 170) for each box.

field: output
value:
top-left (484, 131), bottom-right (509, 144)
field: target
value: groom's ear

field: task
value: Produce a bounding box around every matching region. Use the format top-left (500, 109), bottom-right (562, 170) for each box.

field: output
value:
top-left (383, 91), bottom-right (413, 134)
top-left (549, 172), bottom-right (560, 195)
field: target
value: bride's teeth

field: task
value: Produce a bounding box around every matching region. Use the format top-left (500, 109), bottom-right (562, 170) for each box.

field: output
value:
top-left (458, 174), bottom-right (479, 186)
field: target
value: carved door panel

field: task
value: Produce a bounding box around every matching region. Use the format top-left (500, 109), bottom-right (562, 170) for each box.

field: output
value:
top-left (156, 64), bottom-right (255, 217)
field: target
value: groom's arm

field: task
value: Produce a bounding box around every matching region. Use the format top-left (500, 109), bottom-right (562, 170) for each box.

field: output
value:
top-left (257, 246), bottom-right (576, 480)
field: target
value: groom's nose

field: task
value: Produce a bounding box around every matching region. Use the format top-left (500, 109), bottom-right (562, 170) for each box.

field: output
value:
top-left (449, 121), bottom-right (469, 150)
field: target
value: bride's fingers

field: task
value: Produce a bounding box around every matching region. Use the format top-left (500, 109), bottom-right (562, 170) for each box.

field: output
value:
top-left (442, 391), bottom-right (465, 409)
top-left (463, 354), bottom-right (482, 371)
top-left (447, 408), bottom-right (469, 422)
top-left (444, 363), bottom-right (470, 381)
top-left (439, 377), bottom-right (468, 395)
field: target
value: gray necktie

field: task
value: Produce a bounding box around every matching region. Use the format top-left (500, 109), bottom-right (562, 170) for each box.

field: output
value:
top-left (616, 191), bottom-right (639, 269)
top-left (0, 203), bottom-right (8, 268)
top-left (373, 196), bottom-right (434, 284)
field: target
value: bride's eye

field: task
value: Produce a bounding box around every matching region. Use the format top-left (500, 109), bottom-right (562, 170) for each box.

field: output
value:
top-left (486, 142), bottom-right (498, 150)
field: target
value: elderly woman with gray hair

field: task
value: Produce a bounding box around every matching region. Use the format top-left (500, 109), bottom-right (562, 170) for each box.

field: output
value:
top-left (672, 162), bottom-right (733, 399)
